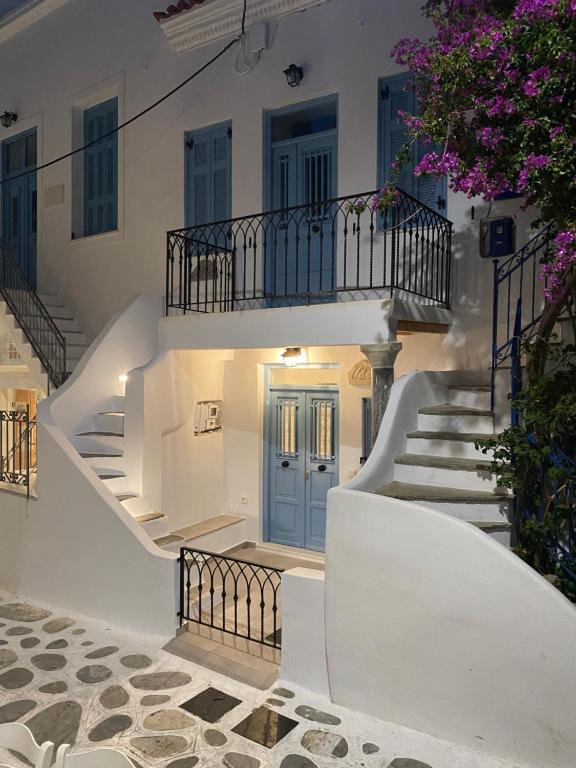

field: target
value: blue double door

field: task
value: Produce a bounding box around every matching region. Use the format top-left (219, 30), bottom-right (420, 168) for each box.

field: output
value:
top-left (1, 129), bottom-right (37, 287)
top-left (268, 388), bottom-right (339, 552)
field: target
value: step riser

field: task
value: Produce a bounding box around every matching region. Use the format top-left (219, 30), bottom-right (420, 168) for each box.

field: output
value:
top-left (486, 529), bottom-right (511, 547)
top-left (72, 435), bottom-right (125, 452)
top-left (99, 475), bottom-right (130, 493)
top-left (63, 331), bottom-right (87, 346)
top-left (139, 515), bottom-right (170, 539)
top-left (92, 413), bottom-right (125, 433)
top-left (448, 390), bottom-right (491, 410)
top-left (406, 437), bottom-right (494, 461)
top-left (418, 413), bottom-right (494, 433)
top-left (414, 498), bottom-right (511, 522)
top-left (120, 496), bottom-right (147, 516)
top-left (394, 462), bottom-right (497, 491)
top-left (54, 318), bottom-right (80, 333)
top-left (81, 455), bottom-right (125, 471)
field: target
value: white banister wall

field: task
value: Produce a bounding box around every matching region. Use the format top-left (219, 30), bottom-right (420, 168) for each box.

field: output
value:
top-left (49, 294), bottom-right (163, 437)
top-left (280, 568), bottom-right (329, 697)
top-left (13, 423), bottom-right (178, 635)
top-left (324, 488), bottom-right (576, 768)
top-left (0, 292), bottom-right (182, 636)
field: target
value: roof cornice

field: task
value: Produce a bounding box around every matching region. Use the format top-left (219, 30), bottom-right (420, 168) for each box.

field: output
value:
top-left (157, 0), bottom-right (331, 54)
top-left (0, 0), bottom-right (75, 44)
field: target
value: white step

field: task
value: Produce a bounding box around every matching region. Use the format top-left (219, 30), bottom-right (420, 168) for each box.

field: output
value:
top-left (66, 343), bottom-right (89, 361)
top-left (62, 329), bottom-right (87, 346)
top-left (418, 404), bottom-right (494, 434)
top-left (72, 433), bottom-right (124, 453)
top-left (91, 468), bottom-right (128, 492)
top-left (93, 412), bottom-right (124, 433)
top-left (80, 452), bottom-right (124, 471)
top-left (406, 431), bottom-right (496, 461)
top-left (54, 317), bottom-right (81, 333)
top-left (101, 396), bottom-right (126, 413)
top-left (470, 521), bottom-right (511, 547)
top-left (447, 385), bottom-right (491, 410)
top-left (135, 511), bottom-right (170, 539)
top-left (394, 454), bottom-right (498, 492)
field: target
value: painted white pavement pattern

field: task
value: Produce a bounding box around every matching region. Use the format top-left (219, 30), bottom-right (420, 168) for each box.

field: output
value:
top-left (0, 591), bottom-right (526, 768)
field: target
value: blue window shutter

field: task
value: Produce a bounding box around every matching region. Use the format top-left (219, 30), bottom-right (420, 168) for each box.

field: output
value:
top-left (83, 98), bottom-right (118, 236)
top-left (379, 75), bottom-right (447, 214)
top-left (186, 122), bottom-right (231, 227)
top-left (380, 74), bottom-right (416, 196)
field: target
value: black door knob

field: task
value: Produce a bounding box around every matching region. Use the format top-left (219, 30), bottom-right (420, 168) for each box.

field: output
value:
top-left (318, 464), bottom-right (327, 472)
top-left (281, 460), bottom-right (290, 468)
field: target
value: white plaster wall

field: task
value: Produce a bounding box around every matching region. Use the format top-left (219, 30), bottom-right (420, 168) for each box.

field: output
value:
top-left (324, 488), bottom-right (576, 768)
top-left (0, 0), bottom-right (539, 364)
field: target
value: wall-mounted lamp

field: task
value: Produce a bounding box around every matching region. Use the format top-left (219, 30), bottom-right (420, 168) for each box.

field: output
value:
top-left (0, 111), bottom-right (17, 129)
top-left (281, 347), bottom-right (306, 367)
top-left (118, 374), bottom-right (128, 383)
top-left (283, 64), bottom-right (304, 87)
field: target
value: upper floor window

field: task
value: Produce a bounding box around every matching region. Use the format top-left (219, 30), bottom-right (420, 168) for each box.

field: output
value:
top-left (83, 97), bottom-right (118, 236)
top-left (378, 73), bottom-right (447, 214)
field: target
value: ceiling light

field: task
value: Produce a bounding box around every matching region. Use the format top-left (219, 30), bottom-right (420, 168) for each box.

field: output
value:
top-left (282, 347), bottom-right (306, 367)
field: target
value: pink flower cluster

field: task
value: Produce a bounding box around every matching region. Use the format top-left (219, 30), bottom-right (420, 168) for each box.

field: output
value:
top-left (541, 231), bottom-right (576, 301)
top-left (517, 154), bottom-right (550, 192)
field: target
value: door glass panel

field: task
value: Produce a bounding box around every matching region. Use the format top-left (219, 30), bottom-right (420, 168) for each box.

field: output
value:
top-left (31, 190), bottom-right (37, 234)
top-left (11, 195), bottom-right (19, 236)
top-left (6, 139), bottom-right (24, 174)
top-left (312, 400), bottom-right (334, 461)
top-left (25, 134), bottom-right (37, 168)
top-left (276, 399), bottom-right (298, 457)
top-left (271, 101), bottom-right (336, 142)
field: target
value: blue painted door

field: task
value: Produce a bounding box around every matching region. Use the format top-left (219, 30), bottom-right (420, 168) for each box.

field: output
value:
top-left (268, 389), bottom-right (339, 551)
top-left (1, 129), bottom-right (37, 287)
top-left (268, 132), bottom-right (337, 303)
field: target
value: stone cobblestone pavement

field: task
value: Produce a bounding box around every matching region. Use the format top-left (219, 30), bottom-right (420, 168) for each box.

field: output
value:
top-left (0, 591), bottom-right (524, 768)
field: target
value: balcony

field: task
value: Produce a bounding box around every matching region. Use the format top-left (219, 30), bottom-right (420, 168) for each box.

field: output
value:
top-left (165, 188), bottom-right (452, 315)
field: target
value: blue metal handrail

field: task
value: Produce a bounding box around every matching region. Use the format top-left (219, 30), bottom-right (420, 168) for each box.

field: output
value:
top-left (490, 223), bottom-right (556, 408)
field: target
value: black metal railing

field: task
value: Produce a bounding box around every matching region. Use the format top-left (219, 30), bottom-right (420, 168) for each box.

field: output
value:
top-left (0, 409), bottom-right (36, 496)
top-left (179, 547), bottom-right (284, 648)
top-left (491, 222), bottom-right (556, 405)
top-left (166, 188), bottom-right (452, 314)
top-left (0, 240), bottom-right (67, 390)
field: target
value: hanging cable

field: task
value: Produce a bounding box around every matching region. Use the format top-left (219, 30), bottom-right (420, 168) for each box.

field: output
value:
top-left (0, 36), bottom-right (239, 186)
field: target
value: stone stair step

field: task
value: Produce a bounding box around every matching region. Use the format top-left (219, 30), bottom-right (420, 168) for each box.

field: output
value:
top-left (76, 430), bottom-right (124, 438)
top-left (418, 404), bottom-right (493, 417)
top-left (135, 511), bottom-right (165, 524)
top-left (395, 453), bottom-right (493, 472)
top-left (406, 430), bottom-right (497, 442)
top-left (375, 480), bottom-right (511, 504)
top-left (154, 514), bottom-right (246, 550)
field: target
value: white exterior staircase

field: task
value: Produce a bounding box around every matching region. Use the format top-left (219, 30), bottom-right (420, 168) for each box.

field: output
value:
top-left (37, 293), bottom-right (89, 377)
top-left (376, 383), bottom-right (513, 545)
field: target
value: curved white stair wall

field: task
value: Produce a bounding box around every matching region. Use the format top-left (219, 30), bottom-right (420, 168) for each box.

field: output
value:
top-left (24, 294), bottom-right (179, 635)
top-left (325, 487), bottom-right (576, 768)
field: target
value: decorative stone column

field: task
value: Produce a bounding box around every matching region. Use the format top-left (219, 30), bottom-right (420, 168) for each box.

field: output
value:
top-left (361, 342), bottom-right (403, 449)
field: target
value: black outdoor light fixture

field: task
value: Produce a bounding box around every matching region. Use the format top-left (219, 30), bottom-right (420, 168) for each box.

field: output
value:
top-left (0, 111), bottom-right (17, 128)
top-left (283, 64), bottom-right (304, 87)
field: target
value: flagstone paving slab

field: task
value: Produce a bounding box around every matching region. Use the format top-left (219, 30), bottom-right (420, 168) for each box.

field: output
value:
top-left (0, 591), bottom-right (529, 768)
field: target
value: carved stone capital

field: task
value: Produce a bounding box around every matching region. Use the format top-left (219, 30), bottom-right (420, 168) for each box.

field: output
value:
top-left (360, 342), bottom-right (403, 370)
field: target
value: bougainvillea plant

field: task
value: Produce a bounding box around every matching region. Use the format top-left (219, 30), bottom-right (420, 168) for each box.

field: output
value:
top-left (391, 0), bottom-right (576, 377)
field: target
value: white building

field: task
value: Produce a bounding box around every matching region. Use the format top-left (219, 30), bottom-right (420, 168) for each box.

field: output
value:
top-left (0, 2), bottom-right (575, 767)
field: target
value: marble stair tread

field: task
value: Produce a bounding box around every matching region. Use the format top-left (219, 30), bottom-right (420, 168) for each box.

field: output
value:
top-left (418, 403), bottom-right (493, 416)
top-left (448, 385), bottom-right (491, 392)
top-left (470, 520), bottom-right (512, 532)
top-left (79, 450), bottom-right (123, 458)
top-left (375, 480), bottom-right (512, 503)
top-left (115, 492), bottom-right (139, 502)
top-left (395, 453), bottom-right (494, 471)
top-left (135, 511), bottom-right (166, 524)
top-left (97, 410), bottom-right (125, 416)
top-left (407, 430), bottom-right (498, 442)
top-left (75, 430), bottom-right (124, 438)
top-left (154, 514), bottom-right (245, 548)
top-left (94, 469), bottom-right (126, 480)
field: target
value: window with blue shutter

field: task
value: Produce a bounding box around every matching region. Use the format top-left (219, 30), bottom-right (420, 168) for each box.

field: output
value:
top-left (185, 122), bottom-right (231, 227)
top-left (83, 97), bottom-right (118, 236)
top-left (378, 74), bottom-right (447, 214)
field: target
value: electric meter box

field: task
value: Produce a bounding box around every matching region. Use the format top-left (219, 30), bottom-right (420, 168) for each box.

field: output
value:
top-left (480, 216), bottom-right (516, 258)
top-left (194, 401), bottom-right (223, 435)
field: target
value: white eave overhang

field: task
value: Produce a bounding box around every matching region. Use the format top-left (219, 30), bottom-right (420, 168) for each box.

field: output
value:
top-left (0, 0), bottom-right (74, 44)
top-left (158, 0), bottom-right (331, 54)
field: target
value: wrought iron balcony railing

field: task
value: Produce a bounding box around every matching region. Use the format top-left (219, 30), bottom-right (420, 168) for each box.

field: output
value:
top-left (0, 240), bottom-right (67, 390)
top-left (166, 188), bottom-right (453, 314)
